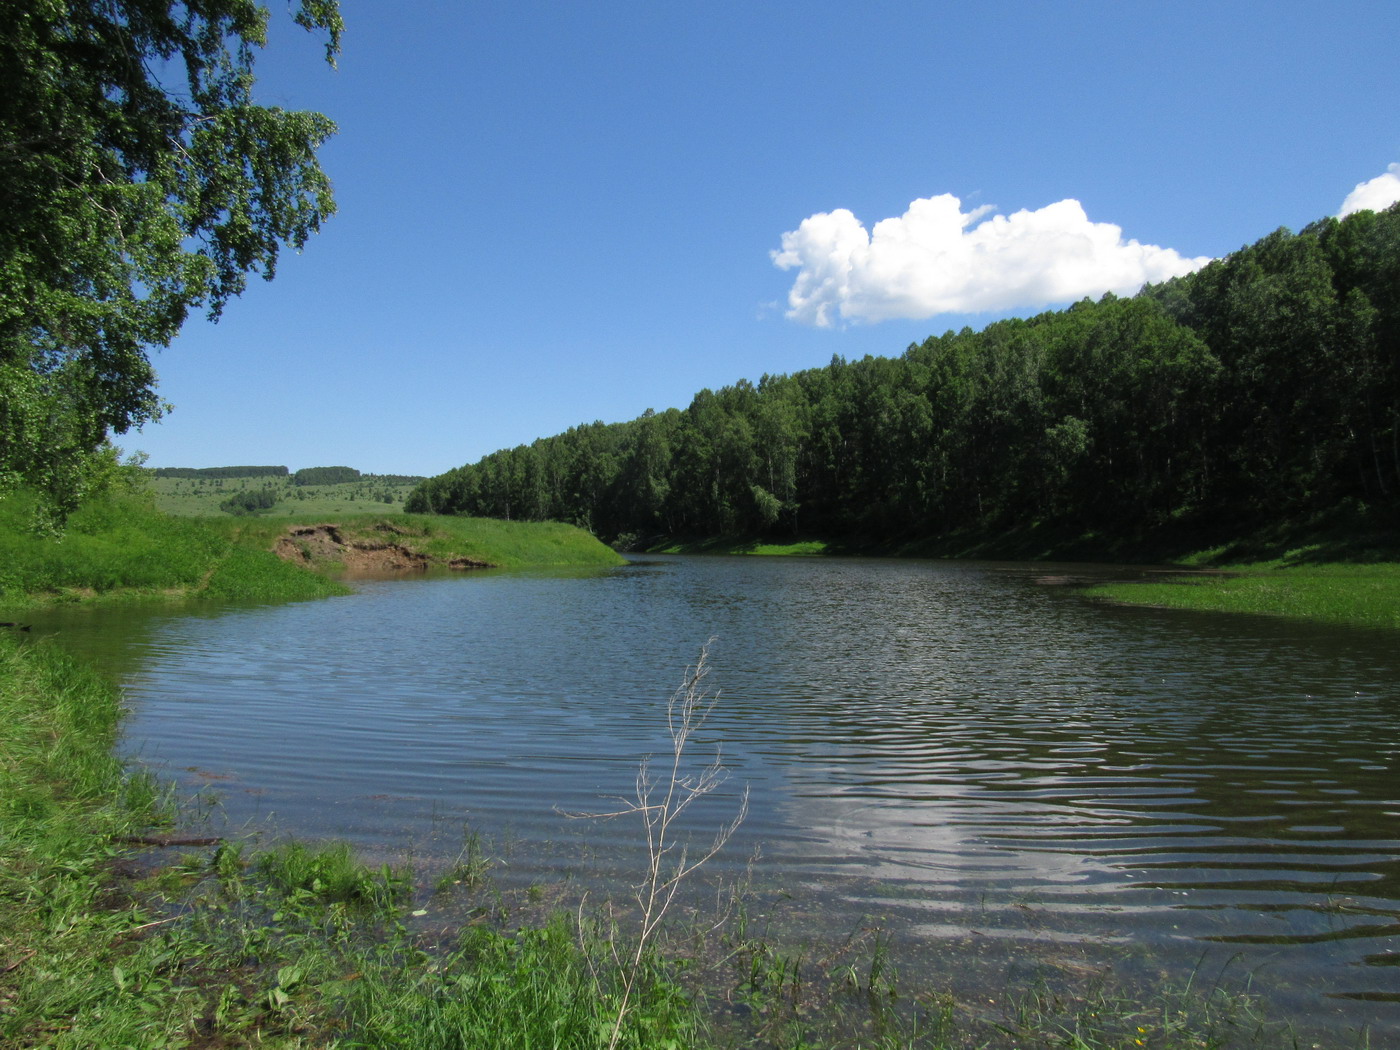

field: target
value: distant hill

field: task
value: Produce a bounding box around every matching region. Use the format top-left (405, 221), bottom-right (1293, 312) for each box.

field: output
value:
top-left (143, 466), bottom-right (429, 517)
top-left (150, 465), bottom-right (289, 479)
top-left (149, 465), bottom-right (426, 484)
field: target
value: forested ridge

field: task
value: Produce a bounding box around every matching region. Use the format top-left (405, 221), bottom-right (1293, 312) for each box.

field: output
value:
top-left (407, 205), bottom-right (1400, 548)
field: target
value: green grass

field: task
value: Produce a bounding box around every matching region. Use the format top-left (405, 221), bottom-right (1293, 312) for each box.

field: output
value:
top-left (337, 917), bottom-right (699, 1050)
top-left (0, 491), bottom-right (623, 611)
top-left (1085, 558), bottom-right (1400, 632)
top-left (0, 633), bottom-right (172, 1046)
top-left (0, 489), bottom-right (349, 607)
top-left (0, 632), bottom-right (697, 1048)
top-left (649, 535), bottom-right (834, 556)
top-left (145, 473), bottom-right (423, 517)
top-left (216, 512), bottom-right (624, 571)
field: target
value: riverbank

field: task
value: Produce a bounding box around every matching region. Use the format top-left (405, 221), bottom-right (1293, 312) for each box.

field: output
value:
top-left (1082, 557), bottom-right (1400, 632)
top-left (0, 490), bottom-right (623, 612)
top-left (0, 632), bottom-right (699, 1048)
top-left (645, 515), bottom-right (1400, 633)
top-left (2, 628), bottom-right (1306, 1049)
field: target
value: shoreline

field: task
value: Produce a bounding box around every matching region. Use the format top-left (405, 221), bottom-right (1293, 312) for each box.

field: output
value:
top-left (1, 630), bottom-right (1320, 1049)
top-left (639, 528), bottom-right (1400, 634)
top-left (2, 497), bottom-right (1389, 1045)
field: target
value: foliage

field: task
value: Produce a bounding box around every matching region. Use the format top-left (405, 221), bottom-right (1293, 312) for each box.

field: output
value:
top-left (294, 465), bottom-right (362, 486)
top-left (410, 204), bottom-right (1400, 552)
top-left (365, 473), bottom-right (428, 487)
top-left (0, 0), bottom-right (342, 524)
top-left (151, 464), bottom-right (290, 479)
top-left (218, 484), bottom-right (280, 515)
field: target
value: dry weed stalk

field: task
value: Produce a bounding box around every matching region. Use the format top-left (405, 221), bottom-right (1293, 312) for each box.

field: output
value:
top-left (567, 642), bottom-right (748, 1050)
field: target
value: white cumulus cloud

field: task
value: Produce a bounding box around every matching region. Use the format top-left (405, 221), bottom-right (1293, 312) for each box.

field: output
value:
top-left (771, 193), bottom-right (1213, 327)
top-left (1339, 163), bottom-right (1400, 217)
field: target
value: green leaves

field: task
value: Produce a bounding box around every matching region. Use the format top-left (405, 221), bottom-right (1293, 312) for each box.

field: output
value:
top-left (0, 1), bottom-right (341, 524)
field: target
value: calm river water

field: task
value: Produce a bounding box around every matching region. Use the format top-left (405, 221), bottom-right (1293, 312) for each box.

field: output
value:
top-left (32, 555), bottom-right (1400, 1043)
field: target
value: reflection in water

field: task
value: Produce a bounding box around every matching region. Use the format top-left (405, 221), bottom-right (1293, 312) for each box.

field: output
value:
top-left (30, 555), bottom-right (1400, 1043)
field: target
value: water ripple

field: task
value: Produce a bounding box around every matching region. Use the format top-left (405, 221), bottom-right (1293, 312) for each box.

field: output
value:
top-left (32, 554), bottom-right (1400, 1042)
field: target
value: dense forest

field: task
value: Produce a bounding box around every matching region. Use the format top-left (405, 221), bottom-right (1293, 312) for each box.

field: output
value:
top-left (407, 205), bottom-right (1400, 547)
top-left (293, 466), bottom-right (361, 486)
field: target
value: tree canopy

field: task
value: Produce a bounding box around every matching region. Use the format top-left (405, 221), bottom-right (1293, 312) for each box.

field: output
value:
top-left (0, 0), bottom-right (342, 524)
top-left (409, 203), bottom-right (1400, 550)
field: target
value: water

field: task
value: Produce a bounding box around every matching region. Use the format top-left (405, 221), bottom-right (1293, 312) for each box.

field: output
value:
top-left (31, 555), bottom-right (1400, 1042)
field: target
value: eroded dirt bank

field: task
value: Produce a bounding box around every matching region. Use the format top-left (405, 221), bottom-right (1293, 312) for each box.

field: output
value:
top-left (274, 523), bottom-right (492, 574)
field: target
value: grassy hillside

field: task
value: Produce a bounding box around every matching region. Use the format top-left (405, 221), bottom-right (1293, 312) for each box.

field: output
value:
top-left (0, 489), bottom-right (349, 606)
top-left (217, 512), bottom-right (626, 571)
top-left (146, 471), bottom-right (424, 517)
top-left (0, 491), bottom-right (623, 609)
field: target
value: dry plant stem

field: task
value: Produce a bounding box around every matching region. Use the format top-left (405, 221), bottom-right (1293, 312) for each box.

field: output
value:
top-left (567, 643), bottom-right (748, 1050)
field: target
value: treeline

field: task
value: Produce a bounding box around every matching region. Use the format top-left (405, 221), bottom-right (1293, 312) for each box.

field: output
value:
top-left (406, 205), bottom-right (1400, 545)
top-left (290, 467), bottom-right (425, 486)
top-left (151, 466), bottom-right (289, 479)
top-left (149, 466), bottom-right (425, 486)
top-left (293, 466), bottom-right (360, 486)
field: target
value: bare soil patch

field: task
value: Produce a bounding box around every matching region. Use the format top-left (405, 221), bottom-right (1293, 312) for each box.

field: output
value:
top-left (274, 523), bottom-right (488, 574)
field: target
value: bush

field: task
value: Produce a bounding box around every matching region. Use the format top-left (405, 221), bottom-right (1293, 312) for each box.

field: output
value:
top-left (219, 487), bottom-right (280, 516)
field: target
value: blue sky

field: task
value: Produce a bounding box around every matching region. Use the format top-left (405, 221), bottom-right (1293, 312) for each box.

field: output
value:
top-left (125, 0), bottom-right (1400, 476)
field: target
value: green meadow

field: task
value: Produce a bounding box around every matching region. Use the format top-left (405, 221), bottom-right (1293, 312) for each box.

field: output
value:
top-left (0, 487), bottom-right (622, 612)
top-left (146, 472), bottom-right (424, 517)
top-left (0, 488), bottom-right (349, 606)
top-left (1085, 557), bottom-right (1400, 633)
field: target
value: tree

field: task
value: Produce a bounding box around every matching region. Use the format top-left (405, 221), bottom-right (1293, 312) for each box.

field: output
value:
top-left (0, 0), bottom-right (343, 524)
